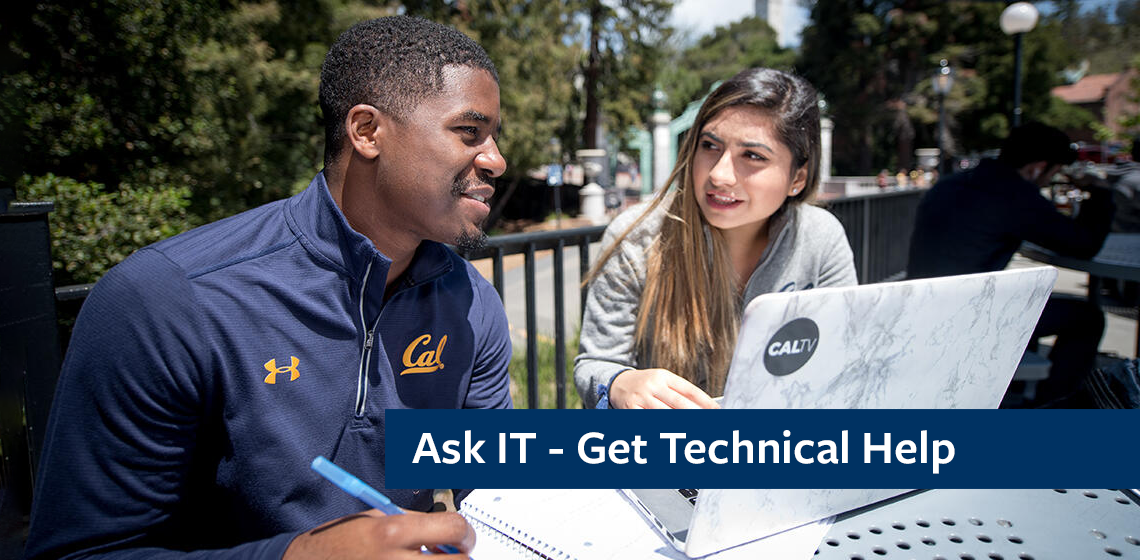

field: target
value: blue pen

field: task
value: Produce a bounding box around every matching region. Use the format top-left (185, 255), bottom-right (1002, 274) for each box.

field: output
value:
top-left (310, 456), bottom-right (460, 554)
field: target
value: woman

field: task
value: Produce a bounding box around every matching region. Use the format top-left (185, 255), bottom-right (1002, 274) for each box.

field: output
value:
top-left (575, 68), bottom-right (857, 409)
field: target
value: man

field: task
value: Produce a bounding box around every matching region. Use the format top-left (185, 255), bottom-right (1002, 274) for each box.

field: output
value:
top-left (907, 122), bottom-right (1114, 408)
top-left (1105, 140), bottom-right (1140, 305)
top-left (1107, 139), bottom-right (1140, 234)
top-left (26, 16), bottom-right (510, 559)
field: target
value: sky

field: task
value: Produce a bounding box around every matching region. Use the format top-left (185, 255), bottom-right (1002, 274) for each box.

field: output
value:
top-left (670, 0), bottom-right (810, 48)
top-left (669, 1), bottom-right (1127, 48)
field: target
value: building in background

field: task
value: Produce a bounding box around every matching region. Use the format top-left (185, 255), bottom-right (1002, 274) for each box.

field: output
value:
top-left (755, 0), bottom-right (790, 47)
top-left (1052, 69), bottom-right (1138, 145)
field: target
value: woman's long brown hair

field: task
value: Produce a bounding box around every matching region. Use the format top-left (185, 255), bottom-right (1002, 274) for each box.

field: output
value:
top-left (584, 68), bottom-right (822, 395)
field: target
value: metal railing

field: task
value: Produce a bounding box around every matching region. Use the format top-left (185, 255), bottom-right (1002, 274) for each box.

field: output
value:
top-left (823, 188), bottom-right (924, 284)
top-left (44, 189), bottom-right (925, 413)
top-left (459, 227), bottom-right (606, 409)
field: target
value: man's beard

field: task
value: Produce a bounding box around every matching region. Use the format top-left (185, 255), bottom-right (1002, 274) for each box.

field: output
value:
top-left (454, 229), bottom-right (488, 252)
top-left (451, 177), bottom-right (490, 251)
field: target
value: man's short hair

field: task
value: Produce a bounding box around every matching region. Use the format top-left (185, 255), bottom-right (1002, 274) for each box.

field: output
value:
top-left (998, 122), bottom-right (1077, 169)
top-left (319, 16), bottom-right (498, 167)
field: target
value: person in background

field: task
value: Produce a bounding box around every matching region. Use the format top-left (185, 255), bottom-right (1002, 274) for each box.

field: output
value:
top-left (1105, 139), bottom-right (1140, 304)
top-left (575, 68), bottom-right (857, 410)
top-left (907, 122), bottom-right (1115, 408)
top-left (1107, 139), bottom-right (1140, 234)
top-left (877, 169), bottom-right (890, 189)
top-left (26, 16), bottom-right (511, 559)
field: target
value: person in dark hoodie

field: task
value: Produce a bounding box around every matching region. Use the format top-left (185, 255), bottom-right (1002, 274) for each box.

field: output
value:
top-left (1107, 139), bottom-right (1140, 233)
top-left (907, 122), bottom-right (1115, 408)
top-left (25, 16), bottom-right (511, 559)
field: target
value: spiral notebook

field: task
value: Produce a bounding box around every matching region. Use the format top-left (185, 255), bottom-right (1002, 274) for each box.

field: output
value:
top-left (460, 488), bottom-right (673, 559)
top-left (459, 488), bottom-right (831, 559)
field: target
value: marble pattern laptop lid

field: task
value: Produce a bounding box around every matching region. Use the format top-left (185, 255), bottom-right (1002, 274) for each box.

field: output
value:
top-left (684, 267), bottom-right (1057, 558)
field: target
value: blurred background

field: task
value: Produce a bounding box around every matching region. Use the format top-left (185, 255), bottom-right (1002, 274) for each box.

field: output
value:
top-left (2, 0), bottom-right (1137, 286)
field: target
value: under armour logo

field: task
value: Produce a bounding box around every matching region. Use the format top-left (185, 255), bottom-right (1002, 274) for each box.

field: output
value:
top-left (263, 356), bottom-right (300, 384)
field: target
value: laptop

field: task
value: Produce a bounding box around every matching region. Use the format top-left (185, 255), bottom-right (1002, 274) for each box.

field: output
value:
top-left (623, 266), bottom-right (1057, 558)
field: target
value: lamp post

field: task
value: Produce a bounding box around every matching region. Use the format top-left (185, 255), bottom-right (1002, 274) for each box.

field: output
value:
top-left (1000, 1), bottom-right (1039, 128)
top-left (931, 59), bottom-right (954, 175)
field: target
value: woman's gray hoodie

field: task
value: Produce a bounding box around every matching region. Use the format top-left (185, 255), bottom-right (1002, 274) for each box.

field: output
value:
top-left (574, 196), bottom-right (858, 408)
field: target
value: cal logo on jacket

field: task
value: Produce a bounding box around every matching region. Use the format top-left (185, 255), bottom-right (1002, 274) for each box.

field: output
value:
top-left (401, 333), bottom-right (447, 375)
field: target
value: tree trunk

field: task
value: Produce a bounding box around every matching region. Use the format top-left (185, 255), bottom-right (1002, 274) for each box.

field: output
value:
top-left (582, 0), bottom-right (601, 150)
top-left (894, 102), bottom-right (914, 172)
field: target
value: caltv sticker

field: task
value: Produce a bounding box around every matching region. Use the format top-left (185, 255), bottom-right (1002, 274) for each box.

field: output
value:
top-left (763, 318), bottom-right (819, 376)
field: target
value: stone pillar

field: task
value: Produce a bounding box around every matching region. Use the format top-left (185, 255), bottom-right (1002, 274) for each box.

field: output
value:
top-left (576, 148), bottom-right (608, 224)
top-left (651, 88), bottom-right (673, 194)
top-left (820, 116), bottom-right (833, 184)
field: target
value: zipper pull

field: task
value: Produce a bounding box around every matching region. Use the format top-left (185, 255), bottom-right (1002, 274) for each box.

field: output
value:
top-left (364, 329), bottom-right (375, 351)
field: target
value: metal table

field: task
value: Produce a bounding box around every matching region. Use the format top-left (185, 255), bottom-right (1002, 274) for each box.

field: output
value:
top-left (817, 488), bottom-right (1140, 559)
top-left (1020, 233), bottom-right (1140, 356)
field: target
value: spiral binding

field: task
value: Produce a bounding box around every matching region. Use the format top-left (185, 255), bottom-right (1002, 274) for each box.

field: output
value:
top-left (461, 502), bottom-right (576, 560)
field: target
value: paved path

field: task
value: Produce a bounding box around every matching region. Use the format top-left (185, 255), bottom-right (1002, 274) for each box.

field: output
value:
top-left (471, 243), bottom-right (597, 349)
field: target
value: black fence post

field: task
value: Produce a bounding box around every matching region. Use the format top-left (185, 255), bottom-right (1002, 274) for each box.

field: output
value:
top-left (1, 202), bottom-right (63, 555)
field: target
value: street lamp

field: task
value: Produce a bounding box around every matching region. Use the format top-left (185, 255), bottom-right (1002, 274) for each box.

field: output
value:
top-left (1000, 1), bottom-right (1040, 128)
top-left (931, 59), bottom-right (954, 175)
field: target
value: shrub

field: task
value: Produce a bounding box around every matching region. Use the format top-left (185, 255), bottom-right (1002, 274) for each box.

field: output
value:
top-left (19, 173), bottom-right (198, 285)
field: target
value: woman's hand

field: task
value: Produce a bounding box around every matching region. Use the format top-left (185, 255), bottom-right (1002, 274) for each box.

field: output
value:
top-left (609, 368), bottom-right (720, 409)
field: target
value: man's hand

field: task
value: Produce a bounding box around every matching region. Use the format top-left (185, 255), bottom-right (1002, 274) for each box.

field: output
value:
top-left (284, 510), bottom-right (475, 559)
top-left (609, 368), bottom-right (720, 409)
top-left (1067, 166), bottom-right (1112, 192)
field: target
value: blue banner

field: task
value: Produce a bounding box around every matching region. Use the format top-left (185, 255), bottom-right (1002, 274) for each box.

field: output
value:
top-left (384, 410), bottom-right (1140, 489)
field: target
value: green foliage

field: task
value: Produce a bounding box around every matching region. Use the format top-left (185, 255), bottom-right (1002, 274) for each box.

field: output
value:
top-left (1, 0), bottom-right (220, 189)
top-left (19, 174), bottom-right (197, 285)
top-left (2, 0), bottom-right (393, 281)
top-left (1038, 96), bottom-right (1097, 133)
top-left (800, 1), bottom-right (1081, 174)
top-left (660, 16), bottom-right (793, 116)
top-left (584, 0), bottom-right (675, 150)
top-left (1055, 0), bottom-right (1140, 75)
top-left (508, 331), bottom-right (581, 410)
top-left (407, 1), bottom-right (581, 175)
top-left (405, 0), bottom-right (674, 166)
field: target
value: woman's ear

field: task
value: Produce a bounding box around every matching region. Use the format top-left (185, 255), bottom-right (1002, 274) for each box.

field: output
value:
top-left (788, 166), bottom-right (808, 196)
top-left (345, 104), bottom-right (384, 160)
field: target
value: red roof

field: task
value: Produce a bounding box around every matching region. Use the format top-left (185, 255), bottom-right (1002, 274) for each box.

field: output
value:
top-left (1052, 73), bottom-right (1126, 104)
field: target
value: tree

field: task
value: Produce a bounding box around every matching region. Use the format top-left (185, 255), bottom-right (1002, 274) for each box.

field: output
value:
top-left (659, 16), bottom-right (794, 117)
top-left (1, 0), bottom-right (222, 191)
top-left (799, 0), bottom-right (1081, 175)
top-left (799, 0), bottom-right (894, 174)
top-left (402, 0), bottom-right (581, 225)
top-left (3, 0), bottom-right (393, 282)
top-left (20, 174), bottom-right (196, 286)
top-left (176, 0), bottom-right (393, 221)
top-left (577, 0), bottom-right (674, 150)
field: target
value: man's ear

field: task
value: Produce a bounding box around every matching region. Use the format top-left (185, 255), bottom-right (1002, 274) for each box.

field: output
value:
top-left (345, 104), bottom-right (385, 160)
top-left (1018, 161), bottom-right (1047, 183)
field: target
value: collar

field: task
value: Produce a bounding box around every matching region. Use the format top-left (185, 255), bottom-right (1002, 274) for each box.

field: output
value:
top-left (284, 173), bottom-right (454, 292)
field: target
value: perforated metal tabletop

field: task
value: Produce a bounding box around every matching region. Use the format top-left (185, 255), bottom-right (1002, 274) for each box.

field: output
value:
top-left (814, 489), bottom-right (1140, 560)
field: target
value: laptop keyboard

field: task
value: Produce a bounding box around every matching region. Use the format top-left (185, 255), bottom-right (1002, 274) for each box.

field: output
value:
top-left (678, 488), bottom-right (699, 505)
